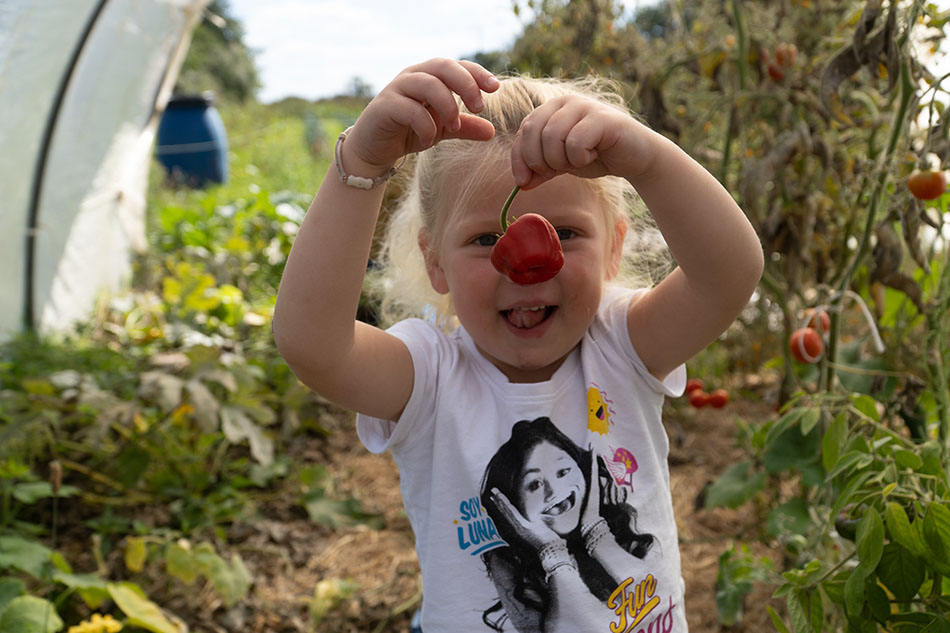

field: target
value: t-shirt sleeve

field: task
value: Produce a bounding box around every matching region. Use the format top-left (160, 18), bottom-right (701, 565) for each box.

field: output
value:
top-left (355, 318), bottom-right (443, 454)
top-left (600, 287), bottom-right (687, 398)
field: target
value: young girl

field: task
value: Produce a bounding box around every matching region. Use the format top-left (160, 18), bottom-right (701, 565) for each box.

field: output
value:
top-left (273, 59), bottom-right (763, 632)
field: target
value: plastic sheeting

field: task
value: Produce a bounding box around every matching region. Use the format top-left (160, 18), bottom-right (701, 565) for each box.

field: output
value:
top-left (0, 0), bottom-right (208, 340)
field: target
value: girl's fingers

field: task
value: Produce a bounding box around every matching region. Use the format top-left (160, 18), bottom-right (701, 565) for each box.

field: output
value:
top-left (395, 59), bottom-right (498, 146)
top-left (511, 97), bottom-right (612, 188)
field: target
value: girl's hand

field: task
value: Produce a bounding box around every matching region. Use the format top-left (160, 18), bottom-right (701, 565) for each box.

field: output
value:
top-left (489, 487), bottom-right (562, 552)
top-left (343, 59), bottom-right (499, 176)
top-left (510, 94), bottom-right (657, 190)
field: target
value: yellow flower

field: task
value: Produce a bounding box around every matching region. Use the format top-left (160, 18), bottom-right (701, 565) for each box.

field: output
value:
top-left (67, 614), bottom-right (123, 633)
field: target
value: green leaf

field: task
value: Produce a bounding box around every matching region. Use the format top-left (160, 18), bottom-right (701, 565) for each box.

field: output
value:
top-left (768, 605), bottom-right (792, 633)
top-left (844, 569), bottom-right (867, 620)
top-left (0, 537), bottom-right (51, 578)
top-left (0, 595), bottom-right (63, 633)
top-left (851, 394), bottom-right (880, 422)
top-left (763, 423), bottom-right (820, 474)
top-left (856, 507), bottom-right (885, 572)
top-left (866, 581), bottom-right (890, 623)
top-left (922, 503), bottom-right (950, 565)
top-left (0, 577), bottom-right (26, 613)
top-left (800, 408), bottom-right (821, 436)
top-left (787, 589), bottom-right (811, 633)
top-left (920, 616), bottom-right (950, 633)
top-left (893, 449), bottom-right (923, 471)
top-left (165, 542), bottom-right (197, 585)
top-left (886, 502), bottom-right (927, 559)
top-left (704, 460), bottom-right (767, 509)
top-left (220, 405), bottom-right (274, 466)
top-left (827, 450), bottom-right (874, 481)
top-left (921, 441), bottom-right (945, 477)
top-left (766, 498), bottom-right (812, 538)
top-left (107, 582), bottom-right (180, 633)
top-left (125, 537), bottom-right (147, 573)
top-left (821, 413), bottom-right (848, 473)
top-left (192, 543), bottom-right (251, 608)
top-left (877, 543), bottom-right (924, 602)
top-left (765, 407), bottom-right (807, 448)
top-left (50, 571), bottom-right (109, 609)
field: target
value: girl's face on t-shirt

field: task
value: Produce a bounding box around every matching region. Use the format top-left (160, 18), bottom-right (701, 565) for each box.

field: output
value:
top-left (517, 441), bottom-right (585, 536)
top-left (425, 172), bottom-right (622, 383)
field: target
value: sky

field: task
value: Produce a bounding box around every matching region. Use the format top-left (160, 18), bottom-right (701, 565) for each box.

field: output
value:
top-left (228, 1), bottom-right (950, 104)
top-left (227, 0), bottom-right (530, 103)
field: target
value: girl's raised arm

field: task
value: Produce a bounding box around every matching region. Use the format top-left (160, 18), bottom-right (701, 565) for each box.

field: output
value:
top-left (508, 96), bottom-right (764, 381)
top-left (272, 59), bottom-right (498, 420)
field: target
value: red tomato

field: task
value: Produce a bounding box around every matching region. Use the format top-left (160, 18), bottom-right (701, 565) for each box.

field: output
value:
top-left (767, 64), bottom-right (785, 81)
top-left (789, 327), bottom-right (824, 364)
top-left (490, 213), bottom-right (564, 285)
top-left (689, 390), bottom-right (710, 408)
top-left (708, 388), bottom-right (729, 409)
top-left (804, 308), bottom-right (830, 333)
top-left (685, 378), bottom-right (705, 394)
top-left (774, 43), bottom-right (798, 67)
top-left (907, 170), bottom-right (946, 201)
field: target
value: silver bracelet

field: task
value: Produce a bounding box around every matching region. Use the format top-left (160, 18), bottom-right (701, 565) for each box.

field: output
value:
top-left (538, 540), bottom-right (576, 583)
top-left (582, 518), bottom-right (611, 556)
top-left (334, 126), bottom-right (405, 189)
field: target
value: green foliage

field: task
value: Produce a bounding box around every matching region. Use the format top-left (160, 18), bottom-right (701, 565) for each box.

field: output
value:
top-left (0, 80), bottom-right (372, 629)
top-left (715, 544), bottom-right (774, 626)
top-left (708, 390), bottom-right (950, 631)
top-left (174, 0), bottom-right (259, 103)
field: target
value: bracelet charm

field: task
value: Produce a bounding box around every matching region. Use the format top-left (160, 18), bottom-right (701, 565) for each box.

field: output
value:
top-left (334, 126), bottom-right (405, 189)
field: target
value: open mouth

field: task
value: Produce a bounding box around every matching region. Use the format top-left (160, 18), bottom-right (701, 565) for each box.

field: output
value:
top-left (542, 491), bottom-right (576, 517)
top-left (502, 305), bottom-right (557, 329)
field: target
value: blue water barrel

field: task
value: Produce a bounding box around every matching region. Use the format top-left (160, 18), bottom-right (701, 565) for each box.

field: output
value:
top-left (156, 92), bottom-right (228, 186)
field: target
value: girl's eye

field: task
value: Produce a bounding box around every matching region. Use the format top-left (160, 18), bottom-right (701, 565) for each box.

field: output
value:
top-left (525, 479), bottom-right (542, 493)
top-left (555, 228), bottom-right (576, 241)
top-left (556, 467), bottom-right (571, 478)
top-left (474, 234), bottom-right (499, 247)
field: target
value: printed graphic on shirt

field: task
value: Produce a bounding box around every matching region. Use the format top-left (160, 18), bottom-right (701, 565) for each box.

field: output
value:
top-left (586, 385), bottom-right (614, 435)
top-left (454, 496), bottom-right (505, 556)
top-left (605, 446), bottom-right (639, 490)
top-left (471, 415), bottom-right (677, 632)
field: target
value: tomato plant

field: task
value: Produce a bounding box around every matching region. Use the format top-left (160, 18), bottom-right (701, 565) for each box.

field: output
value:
top-left (907, 169), bottom-right (946, 200)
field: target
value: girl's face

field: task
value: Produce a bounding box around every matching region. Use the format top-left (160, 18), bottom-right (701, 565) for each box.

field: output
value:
top-left (517, 441), bottom-right (585, 536)
top-left (424, 172), bottom-right (623, 383)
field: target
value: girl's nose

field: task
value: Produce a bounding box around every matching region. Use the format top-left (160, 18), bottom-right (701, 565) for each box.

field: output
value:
top-left (542, 479), bottom-right (554, 500)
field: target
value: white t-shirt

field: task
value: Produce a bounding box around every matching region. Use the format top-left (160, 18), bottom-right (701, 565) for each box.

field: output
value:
top-left (357, 288), bottom-right (688, 633)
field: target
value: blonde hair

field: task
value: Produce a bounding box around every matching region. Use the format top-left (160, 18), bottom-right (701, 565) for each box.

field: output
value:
top-left (369, 73), bottom-right (671, 328)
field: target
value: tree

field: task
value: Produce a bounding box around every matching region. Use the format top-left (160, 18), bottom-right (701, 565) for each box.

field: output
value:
top-left (174, 0), bottom-right (260, 103)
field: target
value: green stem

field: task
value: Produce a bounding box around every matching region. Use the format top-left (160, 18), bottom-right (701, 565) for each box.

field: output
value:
top-left (500, 185), bottom-right (520, 233)
top-left (823, 59), bottom-right (916, 391)
top-left (721, 0), bottom-right (747, 186)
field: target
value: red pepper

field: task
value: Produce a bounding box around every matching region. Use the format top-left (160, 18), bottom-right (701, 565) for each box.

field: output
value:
top-left (490, 186), bottom-right (564, 285)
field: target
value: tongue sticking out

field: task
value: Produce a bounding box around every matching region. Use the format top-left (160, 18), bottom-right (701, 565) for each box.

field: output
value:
top-left (506, 307), bottom-right (550, 329)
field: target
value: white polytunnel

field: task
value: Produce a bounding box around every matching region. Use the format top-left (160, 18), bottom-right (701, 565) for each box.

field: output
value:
top-left (0, 0), bottom-right (209, 341)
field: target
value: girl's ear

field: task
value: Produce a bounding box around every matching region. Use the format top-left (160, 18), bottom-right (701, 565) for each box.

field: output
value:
top-left (418, 228), bottom-right (450, 295)
top-left (606, 219), bottom-right (627, 280)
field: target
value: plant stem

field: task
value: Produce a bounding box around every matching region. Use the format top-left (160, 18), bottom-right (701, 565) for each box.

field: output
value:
top-left (823, 59), bottom-right (916, 391)
top-left (499, 185), bottom-right (520, 233)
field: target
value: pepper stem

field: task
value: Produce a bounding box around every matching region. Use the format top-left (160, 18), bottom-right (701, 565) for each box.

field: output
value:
top-left (499, 185), bottom-right (520, 233)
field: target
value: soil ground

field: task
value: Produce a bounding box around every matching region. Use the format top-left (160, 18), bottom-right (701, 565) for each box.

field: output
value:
top-left (199, 381), bottom-right (786, 633)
